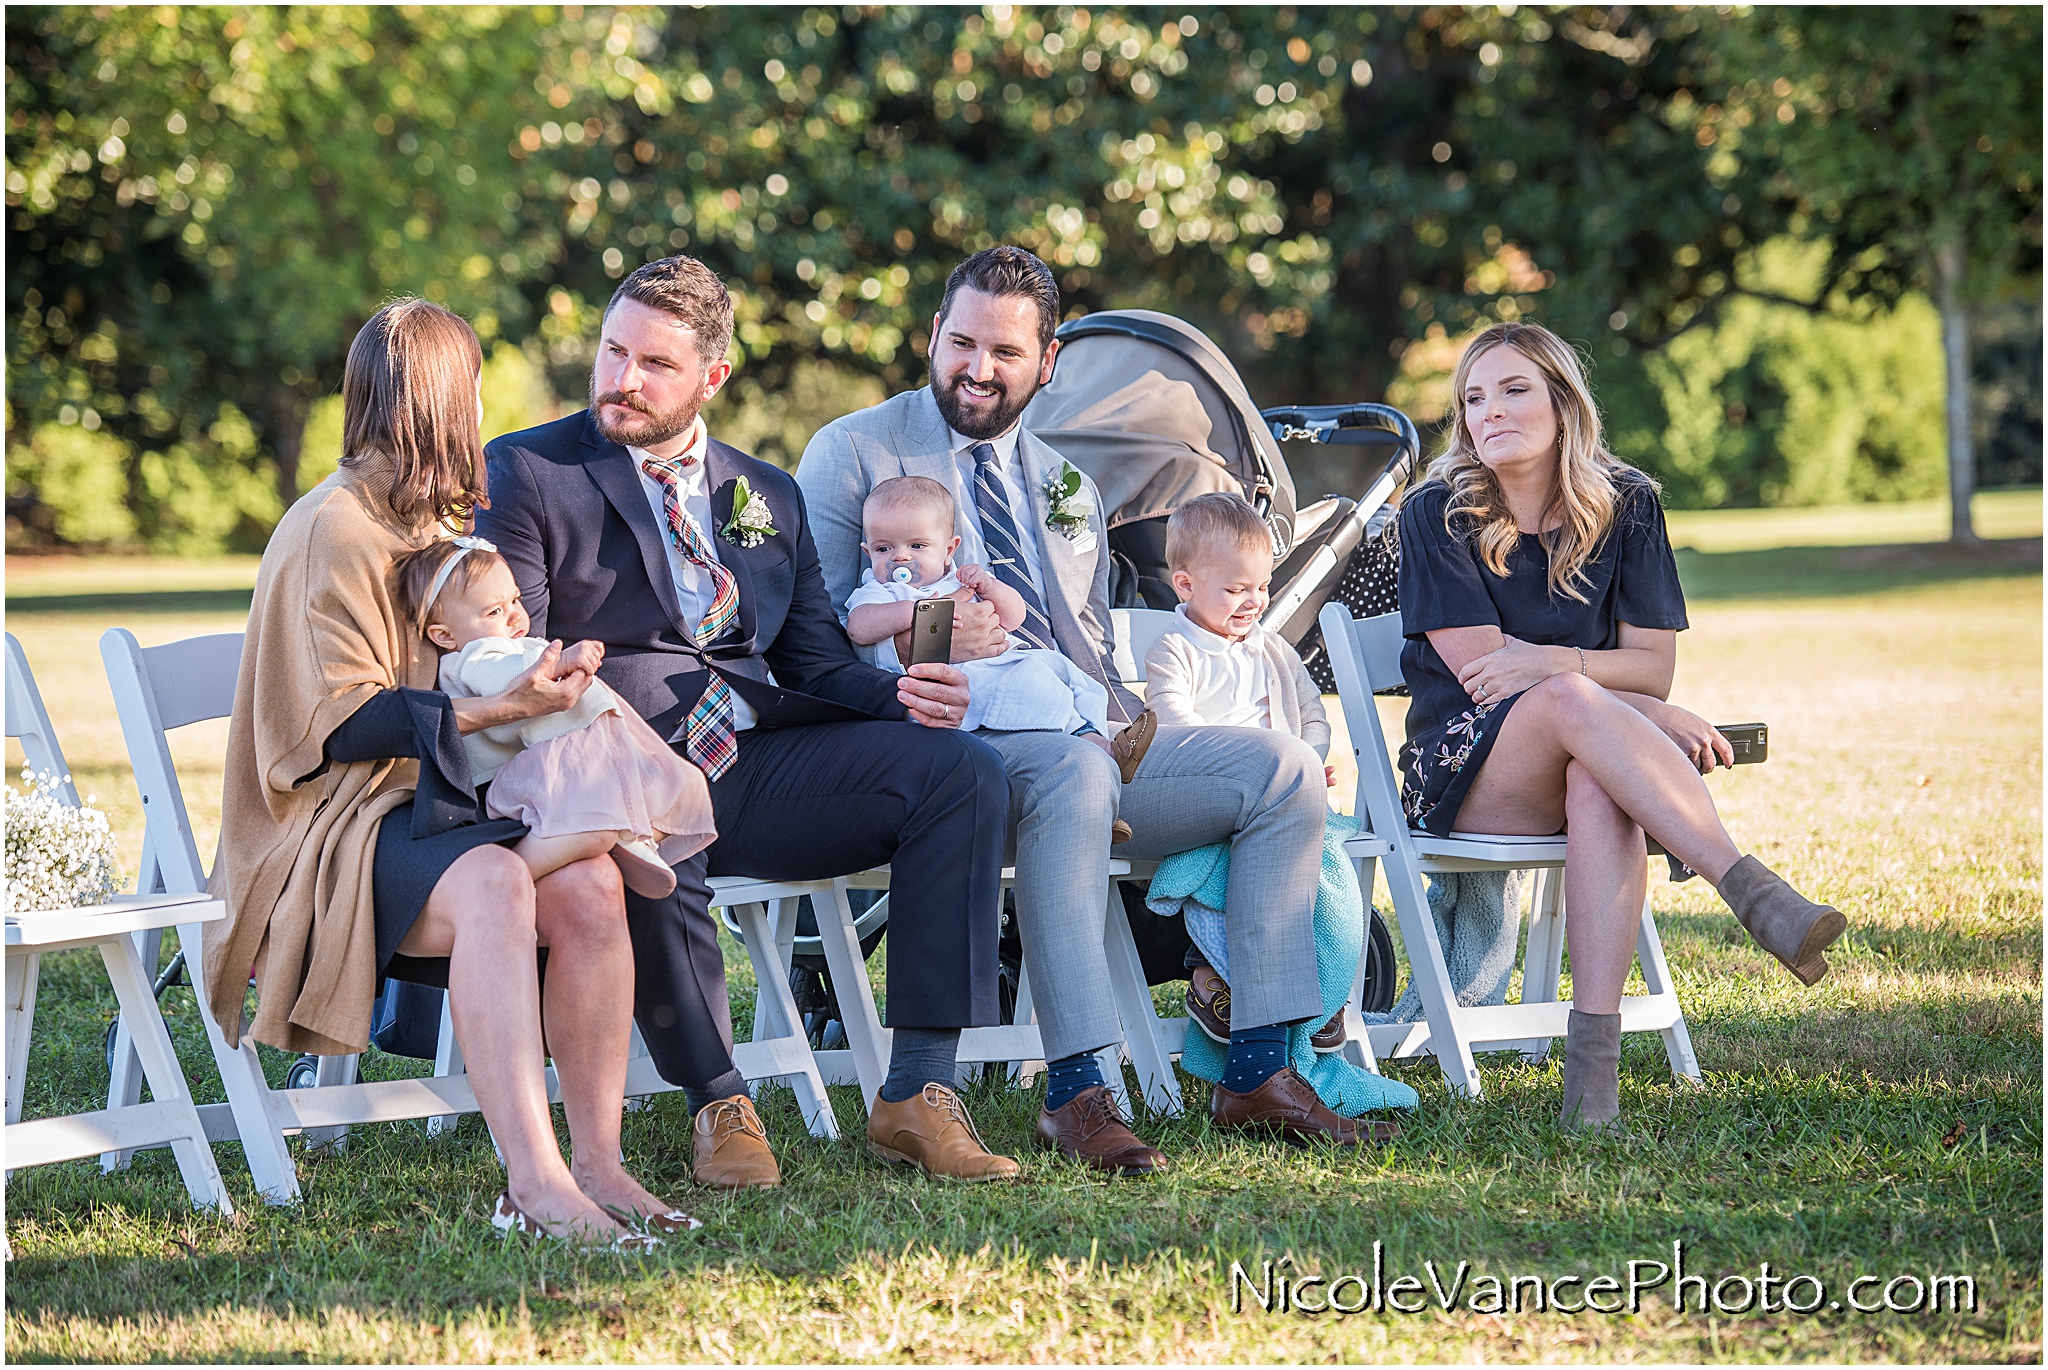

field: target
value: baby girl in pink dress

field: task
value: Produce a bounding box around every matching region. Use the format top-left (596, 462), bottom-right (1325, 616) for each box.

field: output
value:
top-left (394, 536), bottom-right (715, 899)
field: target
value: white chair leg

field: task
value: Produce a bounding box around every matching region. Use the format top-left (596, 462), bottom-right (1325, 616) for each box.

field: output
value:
top-left (101, 925), bottom-right (167, 1168)
top-left (6, 950), bottom-right (40, 1127)
top-left (1509, 867), bottom-right (1568, 1064)
top-left (732, 899), bottom-right (840, 1141)
top-left (300, 1054), bottom-right (358, 1154)
top-left (1340, 855), bottom-right (1382, 1074)
top-left (1009, 956), bottom-right (1045, 1089)
top-left (98, 933), bottom-right (233, 1215)
top-left (1635, 895), bottom-right (1702, 1083)
top-left (747, 900), bottom-right (798, 1043)
top-left (812, 880), bottom-right (889, 1109)
top-left (427, 990), bottom-right (466, 1137)
top-left (1101, 882), bottom-right (1181, 1119)
top-left (1094, 1042), bottom-right (1132, 1122)
top-left (1386, 863), bottom-right (1484, 1098)
top-left (169, 918), bottom-right (302, 1204)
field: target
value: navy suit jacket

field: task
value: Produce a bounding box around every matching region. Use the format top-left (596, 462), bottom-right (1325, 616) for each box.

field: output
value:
top-left (478, 410), bottom-right (905, 744)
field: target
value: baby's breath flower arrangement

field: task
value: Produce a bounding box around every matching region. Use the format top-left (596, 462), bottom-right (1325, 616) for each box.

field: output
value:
top-left (4, 767), bottom-right (119, 915)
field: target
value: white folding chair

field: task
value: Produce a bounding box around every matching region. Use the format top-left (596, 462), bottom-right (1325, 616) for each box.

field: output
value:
top-left (101, 627), bottom-right (506, 1204)
top-left (5, 632), bottom-right (80, 807)
top-left (5, 633), bottom-right (235, 1213)
top-left (1318, 603), bottom-right (1701, 1098)
top-left (794, 608), bottom-right (1211, 1121)
top-left (610, 879), bottom-right (847, 1141)
top-left (5, 632), bottom-right (76, 1125)
top-left (441, 882), bottom-right (848, 1141)
top-left (797, 869), bottom-right (1139, 1115)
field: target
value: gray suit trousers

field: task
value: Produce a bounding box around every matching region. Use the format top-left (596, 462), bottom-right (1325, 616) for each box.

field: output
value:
top-left (975, 724), bottom-right (1327, 1064)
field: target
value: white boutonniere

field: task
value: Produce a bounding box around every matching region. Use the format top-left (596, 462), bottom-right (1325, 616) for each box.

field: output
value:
top-left (720, 476), bottom-right (779, 548)
top-left (1041, 460), bottom-right (1091, 541)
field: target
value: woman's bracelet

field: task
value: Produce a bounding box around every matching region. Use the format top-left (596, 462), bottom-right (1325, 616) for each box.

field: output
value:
top-left (1575, 646), bottom-right (1588, 675)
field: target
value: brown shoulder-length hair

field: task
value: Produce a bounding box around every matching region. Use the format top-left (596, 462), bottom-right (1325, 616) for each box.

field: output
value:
top-left (340, 298), bottom-right (487, 531)
top-left (1421, 320), bottom-right (1654, 603)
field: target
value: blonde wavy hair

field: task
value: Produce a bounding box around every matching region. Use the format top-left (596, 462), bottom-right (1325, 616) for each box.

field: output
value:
top-left (1421, 321), bottom-right (1653, 603)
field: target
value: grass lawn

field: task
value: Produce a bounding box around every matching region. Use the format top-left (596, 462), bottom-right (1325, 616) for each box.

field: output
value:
top-left (3, 505), bottom-right (2040, 1363)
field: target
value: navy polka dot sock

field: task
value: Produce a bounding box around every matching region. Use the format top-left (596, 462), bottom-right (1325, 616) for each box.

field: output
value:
top-left (1220, 1023), bottom-right (1291, 1095)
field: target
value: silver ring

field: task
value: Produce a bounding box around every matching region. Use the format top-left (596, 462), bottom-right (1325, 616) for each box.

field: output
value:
top-left (937, 704), bottom-right (948, 719)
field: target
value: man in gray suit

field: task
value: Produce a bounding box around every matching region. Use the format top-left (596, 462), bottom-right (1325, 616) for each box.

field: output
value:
top-left (798, 247), bottom-right (1377, 1167)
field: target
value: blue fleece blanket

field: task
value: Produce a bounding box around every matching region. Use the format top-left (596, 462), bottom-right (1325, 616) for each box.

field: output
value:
top-left (1144, 810), bottom-right (1419, 1115)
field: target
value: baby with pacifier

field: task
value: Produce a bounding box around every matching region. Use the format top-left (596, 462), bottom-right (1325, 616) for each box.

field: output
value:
top-left (394, 536), bottom-right (716, 898)
top-left (842, 476), bottom-right (1156, 841)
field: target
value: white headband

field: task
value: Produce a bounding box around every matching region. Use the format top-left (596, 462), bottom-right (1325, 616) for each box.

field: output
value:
top-left (426, 535), bottom-right (499, 615)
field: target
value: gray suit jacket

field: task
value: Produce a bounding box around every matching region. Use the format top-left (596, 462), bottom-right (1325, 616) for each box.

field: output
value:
top-left (796, 384), bottom-right (1142, 724)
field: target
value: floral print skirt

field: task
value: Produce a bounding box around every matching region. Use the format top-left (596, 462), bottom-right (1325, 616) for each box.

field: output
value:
top-left (1399, 690), bottom-right (1525, 836)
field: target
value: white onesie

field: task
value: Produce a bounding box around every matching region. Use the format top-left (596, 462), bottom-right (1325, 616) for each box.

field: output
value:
top-left (438, 636), bottom-right (622, 784)
top-left (845, 569), bottom-right (1109, 736)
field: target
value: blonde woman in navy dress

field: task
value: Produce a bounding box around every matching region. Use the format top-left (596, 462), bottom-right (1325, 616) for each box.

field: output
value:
top-left (1395, 321), bottom-right (1847, 1130)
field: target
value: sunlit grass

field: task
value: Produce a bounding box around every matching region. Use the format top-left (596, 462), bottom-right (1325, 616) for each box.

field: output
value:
top-left (1662, 487), bottom-right (2040, 553)
top-left (4, 518), bottom-right (2039, 1363)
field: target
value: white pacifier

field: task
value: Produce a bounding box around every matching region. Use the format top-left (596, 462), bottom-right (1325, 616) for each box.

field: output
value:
top-left (891, 565), bottom-right (916, 584)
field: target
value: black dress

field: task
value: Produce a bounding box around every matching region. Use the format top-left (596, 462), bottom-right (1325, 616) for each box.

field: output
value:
top-left (1395, 473), bottom-right (1689, 835)
top-left (324, 687), bottom-right (528, 987)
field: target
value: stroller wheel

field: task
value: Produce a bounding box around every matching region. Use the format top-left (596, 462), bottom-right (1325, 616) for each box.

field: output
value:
top-left (102, 1018), bottom-right (120, 1077)
top-left (283, 1054), bottom-right (321, 1091)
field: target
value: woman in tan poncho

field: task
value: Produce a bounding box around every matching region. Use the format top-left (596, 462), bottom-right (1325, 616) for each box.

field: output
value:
top-left (211, 299), bottom-right (689, 1243)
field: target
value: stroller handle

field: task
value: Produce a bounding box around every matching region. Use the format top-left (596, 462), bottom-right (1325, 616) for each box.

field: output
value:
top-left (1258, 403), bottom-right (1419, 641)
top-left (1259, 402), bottom-right (1421, 458)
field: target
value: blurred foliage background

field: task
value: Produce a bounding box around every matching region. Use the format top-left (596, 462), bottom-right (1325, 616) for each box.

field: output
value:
top-left (5, 4), bottom-right (2040, 554)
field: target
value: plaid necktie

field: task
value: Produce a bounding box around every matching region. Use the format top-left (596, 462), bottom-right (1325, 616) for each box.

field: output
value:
top-left (968, 441), bottom-right (1057, 652)
top-left (640, 453), bottom-right (740, 780)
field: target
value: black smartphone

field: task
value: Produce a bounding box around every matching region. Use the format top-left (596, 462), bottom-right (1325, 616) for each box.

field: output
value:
top-left (909, 598), bottom-right (955, 667)
top-left (1715, 722), bottom-right (1768, 765)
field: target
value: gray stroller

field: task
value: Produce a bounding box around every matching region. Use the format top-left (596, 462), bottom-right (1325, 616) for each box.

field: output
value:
top-left (1024, 308), bottom-right (1420, 688)
top-left (783, 309), bottom-right (1423, 1055)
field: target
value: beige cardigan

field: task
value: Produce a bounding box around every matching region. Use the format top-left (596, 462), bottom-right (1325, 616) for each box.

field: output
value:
top-left (1142, 610), bottom-right (1331, 759)
top-left (205, 453), bottom-right (443, 1055)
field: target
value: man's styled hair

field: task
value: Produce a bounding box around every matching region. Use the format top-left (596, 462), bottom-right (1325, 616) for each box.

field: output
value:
top-left (605, 254), bottom-right (735, 367)
top-left (391, 539), bottom-right (509, 632)
top-left (936, 245), bottom-right (1061, 351)
top-left (341, 298), bottom-right (487, 531)
top-left (863, 475), bottom-right (957, 532)
top-left (1165, 492), bottom-right (1275, 572)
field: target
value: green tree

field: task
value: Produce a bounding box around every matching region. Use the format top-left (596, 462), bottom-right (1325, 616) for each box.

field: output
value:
top-left (10, 6), bottom-right (2029, 547)
top-left (1687, 6), bottom-right (2042, 540)
top-left (5, 5), bottom-right (606, 546)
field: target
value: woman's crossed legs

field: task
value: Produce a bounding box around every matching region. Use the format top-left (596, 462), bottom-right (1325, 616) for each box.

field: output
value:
top-left (1452, 672), bottom-right (1742, 1015)
top-left (399, 845), bottom-right (670, 1242)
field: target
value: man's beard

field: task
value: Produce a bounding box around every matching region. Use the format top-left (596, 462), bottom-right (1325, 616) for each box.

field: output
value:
top-left (930, 370), bottom-right (1037, 441)
top-left (589, 380), bottom-right (700, 449)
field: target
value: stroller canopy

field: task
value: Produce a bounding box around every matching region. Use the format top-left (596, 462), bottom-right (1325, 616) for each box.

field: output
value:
top-left (1023, 310), bottom-right (1298, 550)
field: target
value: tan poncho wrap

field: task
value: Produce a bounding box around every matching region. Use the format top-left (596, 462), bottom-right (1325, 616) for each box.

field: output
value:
top-left (205, 452), bottom-right (444, 1055)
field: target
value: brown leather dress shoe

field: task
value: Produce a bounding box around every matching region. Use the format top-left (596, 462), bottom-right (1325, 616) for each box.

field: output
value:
top-left (1210, 1067), bottom-right (1403, 1146)
top-left (1185, 963), bottom-right (1231, 1044)
top-left (1309, 1008), bottom-right (1346, 1053)
top-left (692, 1095), bottom-right (783, 1190)
top-left (866, 1083), bottom-right (1021, 1181)
top-left (1036, 1085), bottom-right (1167, 1176)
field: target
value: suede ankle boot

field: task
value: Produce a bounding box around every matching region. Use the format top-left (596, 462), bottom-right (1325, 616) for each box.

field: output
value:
top-left (1718, 855), bottom-right (1846, 986)
top-left (1558, 1009), bottom-right (1622, 1132)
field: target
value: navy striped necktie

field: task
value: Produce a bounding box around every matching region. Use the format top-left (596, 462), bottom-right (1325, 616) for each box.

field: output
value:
top-left (968, 441), bottom-right (1056, 652)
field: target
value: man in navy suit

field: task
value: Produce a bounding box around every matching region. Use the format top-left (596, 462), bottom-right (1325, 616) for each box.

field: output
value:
top-left (478, 256), bottom-right (1021, 1186)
